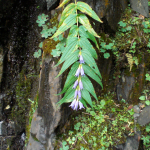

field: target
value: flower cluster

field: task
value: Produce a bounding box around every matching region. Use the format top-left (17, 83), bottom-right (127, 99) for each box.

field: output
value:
top-left (69, 52), bottom-right (85, 110)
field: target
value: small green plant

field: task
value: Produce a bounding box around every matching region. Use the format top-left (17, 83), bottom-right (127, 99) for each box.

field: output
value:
top-left (36, 13), bottom-right (49, 27)
top-left (146, 73), bottom-right (150, 81)
top-left (141, 123), bottom-right (150, 149)
top-left (60, 141), bottom-right (69, 150)
top-left (56, 94), bottom-right (134, 149)
top-left (99, 39), bottom-right (115, 59)
top-left (139, 90), bottom-right (150, 106)
top-left (51, 0), bottom-right (103, 110)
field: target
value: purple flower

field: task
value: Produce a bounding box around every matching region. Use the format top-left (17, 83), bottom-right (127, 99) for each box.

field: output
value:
top-left (74, 100), bottom-right (79, 110)
top-left (74, 90), bottom-right (78, 98)
top-left (78, 90), bottom-right (81, 99)
top-left (69, 99), bottom-right (84, 110)
top-left (69, 99), bottom-right (79, 110)
top-left (80, 66), bottom-right (85, 76)
top-left (79, 80), bottom-right (83, 90)
top-left (73, 80), bottom-right (78, 89)
top-left (74, 89), bottom-right (82, 99)
top-left (75, 67), bottom-right (80, 77)
top-left (79, 101), bottom-right (85, 109)
top-left (69, 99), bottom-right (76, 108)
top-left (79, 55), bottom-right (84, 63)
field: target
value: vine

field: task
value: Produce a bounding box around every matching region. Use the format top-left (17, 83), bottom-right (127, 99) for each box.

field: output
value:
top-left (51, 0), bottom-right (103, 110)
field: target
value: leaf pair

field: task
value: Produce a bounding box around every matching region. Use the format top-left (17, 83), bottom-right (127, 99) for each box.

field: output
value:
top-left (52, 1), bottom-right (103, 39)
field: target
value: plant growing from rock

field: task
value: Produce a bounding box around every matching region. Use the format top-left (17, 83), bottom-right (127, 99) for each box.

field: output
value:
top-left (51, 0), bottom-right (103, 110)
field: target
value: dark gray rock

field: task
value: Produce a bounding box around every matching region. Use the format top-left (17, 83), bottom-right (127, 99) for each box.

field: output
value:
top-left (116, 132), bottom-right (141, 150)
top-left (124, 132), bottom-right (141, 150)
top-left (133, 105), bottom-right (140, 114)
top-left (117, 74), bottom-right (135, 101)
top-left (0, 45), bottom-right (3, 83)
top-left (27, 57), bottom-right (71, 150)
top-left (129, 0), bottom-right (149, 17)
top-left (0, 121), bottom-right (7, 136)
top-left (46, 0), bottom-right (58, 10)
top-left (138, 105), bottom-right (150, 126)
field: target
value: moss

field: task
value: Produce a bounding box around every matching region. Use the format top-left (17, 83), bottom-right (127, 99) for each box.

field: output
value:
top-left (42, 13), bottom-right (60, 57)
top-left (25, 92), bottom-right (39, 146)
top-left (43, 38), bottom-right (59, 56)
top-left (11, 69), bottom-right (32, 128)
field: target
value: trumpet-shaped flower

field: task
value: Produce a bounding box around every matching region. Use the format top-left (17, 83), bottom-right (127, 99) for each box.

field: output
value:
top-left (69, 99), bottom-right (84, 110)
top-left (79, 80), bottom-right (83, 90)
top-left (75, 67), bottom-right (80, 77)
top-left (79, 101), bottom-right (85, 109)
top-left (79, 55), bottom-right (84, 64)
top-left (74, 89), bottom-right (82, 99)
top-left (80, 66), bottom-right (85, 76)
top-left (78, 89), bottom-right (81, 99)
top-left (73, 80), bottom-right (78, 89)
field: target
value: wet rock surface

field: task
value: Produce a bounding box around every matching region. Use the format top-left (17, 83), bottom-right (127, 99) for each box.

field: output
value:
top-left (138, 105), bottom-right (150, 126)
top-left (117, 73), bottom-right (135, 101)
top-left (81, 0), bottom-right (128, 32)
top-left (27, 57), bottom-right (71, 150)
top-left (129, 0), bottom-right (149, 17)
top-left (116, 132), bottom-right (141, 150)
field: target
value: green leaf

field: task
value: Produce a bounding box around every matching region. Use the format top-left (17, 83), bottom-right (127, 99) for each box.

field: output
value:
top-left (80, 98), bottom-right (87, 108)
top-left (78, 14), bottom-right (100, 38)
top-left (40, 28), bottom-right (52, 38)
top-left (147, 42), bottom-right (150, 48)
top-left (36, 14), bottom-right (48, 27)
top-left (79, 37), bottom-right (97, 59)
top-left (126, 26), bottom-right (132, 31)
top-left (56, 37), bottom-right (78, 66)
top-left (59, 34), bottom-right (63, 40)
top-left (34, 49), bottom-right (42, 58)
top-left (58, 62), bottom-right (79, 95)
top-left (52, 14), bottom-right (77, 38)
top-left (64, 62), bottom-right (79, 86)
top-left (77, 1), bottom-right (103, 23)
top-left (68, 25), bottom-right (79, 37)
top-left (82, 76), bottom-right (98, 100)
top-left (104, 53), bottom-right (110, 59)
top-left (39, 42), bottom-right (43, 48)
top-left (82, 49), bottom-right (101, 78)
top-left (57, 86), bottom-right (74, 106)
top-left (139, 96), bottom-right (146, 100)
top-left (82, 64), bottom-right (103, 88)
top-left (118, 21), bottom-right (126, 27)
top-left (57, 49), bottom-right (79, 77)
top-left (51, 49), bottom-right (61, 57)
top-left (81, 89), bottom-right (93, 107)
top-left (145, 100), bottom-right (150, 106)
top-left (58, 3), bottom-right (76, 27)
top-left (57, 0), bottom-right (71, 8)
top-left (79, 26), bottom-right (99, 48)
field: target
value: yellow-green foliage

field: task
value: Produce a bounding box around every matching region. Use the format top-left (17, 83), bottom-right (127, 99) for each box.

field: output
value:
top-left (126, 53), bottom-right (133, 71)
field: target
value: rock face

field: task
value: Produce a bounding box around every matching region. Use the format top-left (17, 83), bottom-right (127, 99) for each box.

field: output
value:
top-left (116, 132), bottom-right (141, 150)
top-left (81, 0), bottom-right (128, 31)
top-left (27, 57), bottom-right (71, 150)
top-left (117, 73), bottom-right (135, 101)
top-left (129, 0), bottom-right (149, 17)
top-left (138, 105), bottom-right (150, 126)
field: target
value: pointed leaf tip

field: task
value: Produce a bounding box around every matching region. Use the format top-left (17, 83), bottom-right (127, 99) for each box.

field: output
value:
top-left (57, 0), bottom-right (71, 8)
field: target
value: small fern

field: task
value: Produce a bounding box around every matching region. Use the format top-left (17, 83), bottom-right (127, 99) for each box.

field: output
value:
top-left (126, 53), bottom-right (133, 71)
